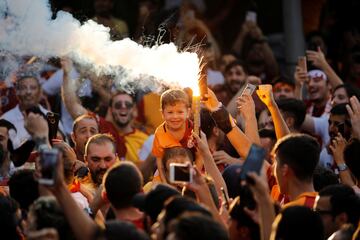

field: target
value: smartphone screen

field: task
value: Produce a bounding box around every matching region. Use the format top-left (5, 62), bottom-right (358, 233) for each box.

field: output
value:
top-left (241, 83), bottom-right (256, 97)
top-left (245, 11), bottom-right (257, 23)
top-left (298, 56), bottom-right (307, 72)
top-left (39, 148), bottom-right (59, 185)
top-left (239, 144), bottom-right (266, 180)
top-left (46, 112), bottom-right (60, 144)
top-left (170, 163), bottom-right (192, 184)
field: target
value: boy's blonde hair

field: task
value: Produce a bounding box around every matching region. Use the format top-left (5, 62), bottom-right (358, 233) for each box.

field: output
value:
top-left (160, 89), bottom-right (189, 110)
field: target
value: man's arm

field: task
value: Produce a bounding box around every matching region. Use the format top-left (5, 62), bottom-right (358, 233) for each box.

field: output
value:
top-left (61, 58), bottom-right (87, 119)
top-left (307, 48), bottom-right (343, 89)
top-left (203, 88), bottom-right (252, 159)
top-left (237, 92), bottom-right (261, 145)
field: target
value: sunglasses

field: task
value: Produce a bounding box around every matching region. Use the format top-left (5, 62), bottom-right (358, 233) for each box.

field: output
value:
top-left (113, 101), bottom-right (134, 110)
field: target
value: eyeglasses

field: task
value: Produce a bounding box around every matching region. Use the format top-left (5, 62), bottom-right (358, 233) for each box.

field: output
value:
top-left (113, 101), bottom-right (134, 110)
top-left (313, 208), bottom-right (333, 215)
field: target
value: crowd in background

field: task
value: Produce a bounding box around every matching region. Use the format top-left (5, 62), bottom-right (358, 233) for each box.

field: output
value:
top-left (0, 0), bottom-right (360, 239)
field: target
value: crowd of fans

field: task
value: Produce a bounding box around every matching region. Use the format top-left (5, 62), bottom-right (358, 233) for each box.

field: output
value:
top-left (0, 0), bottom-right (360, 239)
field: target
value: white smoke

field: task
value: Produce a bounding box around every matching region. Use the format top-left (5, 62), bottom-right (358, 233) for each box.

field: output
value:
top-left (0, 0), bottom-right (200, 91)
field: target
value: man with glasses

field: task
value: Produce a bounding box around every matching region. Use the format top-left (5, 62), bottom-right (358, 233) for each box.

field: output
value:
top-left (108, 91), bottom-right (149, 164)
top-left (314, 184), bottom-right (360, 238)
top-left (61, 59), bottom-right (149, 165)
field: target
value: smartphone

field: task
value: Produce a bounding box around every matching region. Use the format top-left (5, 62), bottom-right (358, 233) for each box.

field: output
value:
top-left (169, 163), bottom-right (193, 184)
top-left (221, 187), bottom-right (230, 210)
top-left (39, 148), bottom-right (59, 185)
top-left (241, 83), bottom-right (256, 97)
top-left (245, 11), bottom-right (257, 23)
top-left (239, 144), bottom-right (266, 180)
top-left (46, 112), bottom-right (60, 144)
top-left (298, 56), bottom-right (307, 72)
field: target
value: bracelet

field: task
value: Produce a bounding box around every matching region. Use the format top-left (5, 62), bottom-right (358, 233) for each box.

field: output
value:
top-left (210, 105), bottom-right (234, 134)
top-left (337, 163), bottom-right (348, 172)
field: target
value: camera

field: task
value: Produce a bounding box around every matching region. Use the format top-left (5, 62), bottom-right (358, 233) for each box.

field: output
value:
top-left (169, 163), bottom-right (193, 184)
top-left (38, 148), bottom-right (59, 185)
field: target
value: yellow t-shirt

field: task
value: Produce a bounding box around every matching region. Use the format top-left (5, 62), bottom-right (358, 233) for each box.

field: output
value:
top-left (123, 129), bottom-right (149, 165)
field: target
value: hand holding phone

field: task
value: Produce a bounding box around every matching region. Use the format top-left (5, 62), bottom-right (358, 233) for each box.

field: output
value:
top-left (241, 83), bottom-right (257, 97)
top-left (239, 144), bottom-right (266, 180)
top-left (298, 56), bottom-right (307, 73)
top-left (39, 148), bottom-right (59, 186)
top-left (169, 163), bottom-right (193, 184)
top-left (245, 11), bottom-right (257, 23)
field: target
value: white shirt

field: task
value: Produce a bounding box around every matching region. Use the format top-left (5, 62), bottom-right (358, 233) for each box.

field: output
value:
top-left (1, 105), bottom-right (64, 149)
top-left (313, 116), bottom-right (333, 169)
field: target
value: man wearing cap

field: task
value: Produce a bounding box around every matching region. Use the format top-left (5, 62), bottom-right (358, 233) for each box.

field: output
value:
top-left (305, 69), bottom-right (332, 118)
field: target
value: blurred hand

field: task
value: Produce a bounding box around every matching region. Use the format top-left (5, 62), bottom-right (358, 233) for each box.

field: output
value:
top-left (256, 84), bottom-right (275, 107)
top-left (237, 92), bottom-right (255, 120)
top-left (27, 228), bottom-right (59, 240)
top-left (294, 66), bottom-right (309, 86)
top-left (306, 47), bottom-right (327, 69)
top-left (60, 57), bottom-right (73, 75)
top-left (246, 171), bottom-right (270, 203)
top-left (184, 166), bottom-right (207, 194)
top-left (346, 96), bottom-right (360, 139)
top-left (52, 139), bottom-right (77, 163)
top-left (247, 76), bottom-right (262, 85)
top-left (212, 150), bottom-right (240, 165)
top-left (329, 133), bottom-right (347, 164)
top-left (192, 131), bottom-right (210, 154)
top-left (24, 112), bottom-right (49, 139)
top-left (202, 88), bottom-right (221, 112)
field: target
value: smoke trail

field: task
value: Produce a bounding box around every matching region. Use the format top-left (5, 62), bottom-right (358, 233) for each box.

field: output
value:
top-left (0, 0), bottom-right (200, 91)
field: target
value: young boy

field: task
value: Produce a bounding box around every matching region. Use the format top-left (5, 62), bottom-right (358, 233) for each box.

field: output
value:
top-left (152, 89), bottom-right (194, 182)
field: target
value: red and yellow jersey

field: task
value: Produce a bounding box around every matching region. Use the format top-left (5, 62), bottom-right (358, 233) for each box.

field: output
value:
top-left (152, 120), bottom-right (193, 158)
top-left (283, 192), bottom-right (318, 209)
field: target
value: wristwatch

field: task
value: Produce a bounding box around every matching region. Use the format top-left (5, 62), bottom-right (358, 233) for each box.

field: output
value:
top-left (337, 163), bottom-right (348, 171)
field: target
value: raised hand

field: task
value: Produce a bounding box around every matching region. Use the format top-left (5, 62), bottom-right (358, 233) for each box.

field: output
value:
top-left (256, 84), bottom-right (275, 107)
top-left (329, 133), bottom-right (347, 165)
top-left (346, 96), bottom-right (360, 139)
top-left (294, 66), bottom-right (309, 86)
top-left (306, 47), bottom-right (327, 69)
top-left (237, 92), bottom-right (256, 119)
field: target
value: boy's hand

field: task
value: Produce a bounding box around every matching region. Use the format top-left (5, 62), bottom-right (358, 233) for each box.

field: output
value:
top-left (202, 88), bottom-right (221, 112)
top-left (256, 84), bottom-right (275, 107)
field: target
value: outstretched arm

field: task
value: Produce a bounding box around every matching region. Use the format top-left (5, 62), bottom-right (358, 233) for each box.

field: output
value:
top-left (257, 85), bottom-right (290, 139)
top-left (307, 47), bottom-right (343, 89)
top-left (203, 88), bottom-right (252, 158)
top-left (61, 58), bottom-right (87, 119)
top-left (237, 91), bottom-right (261, 145)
